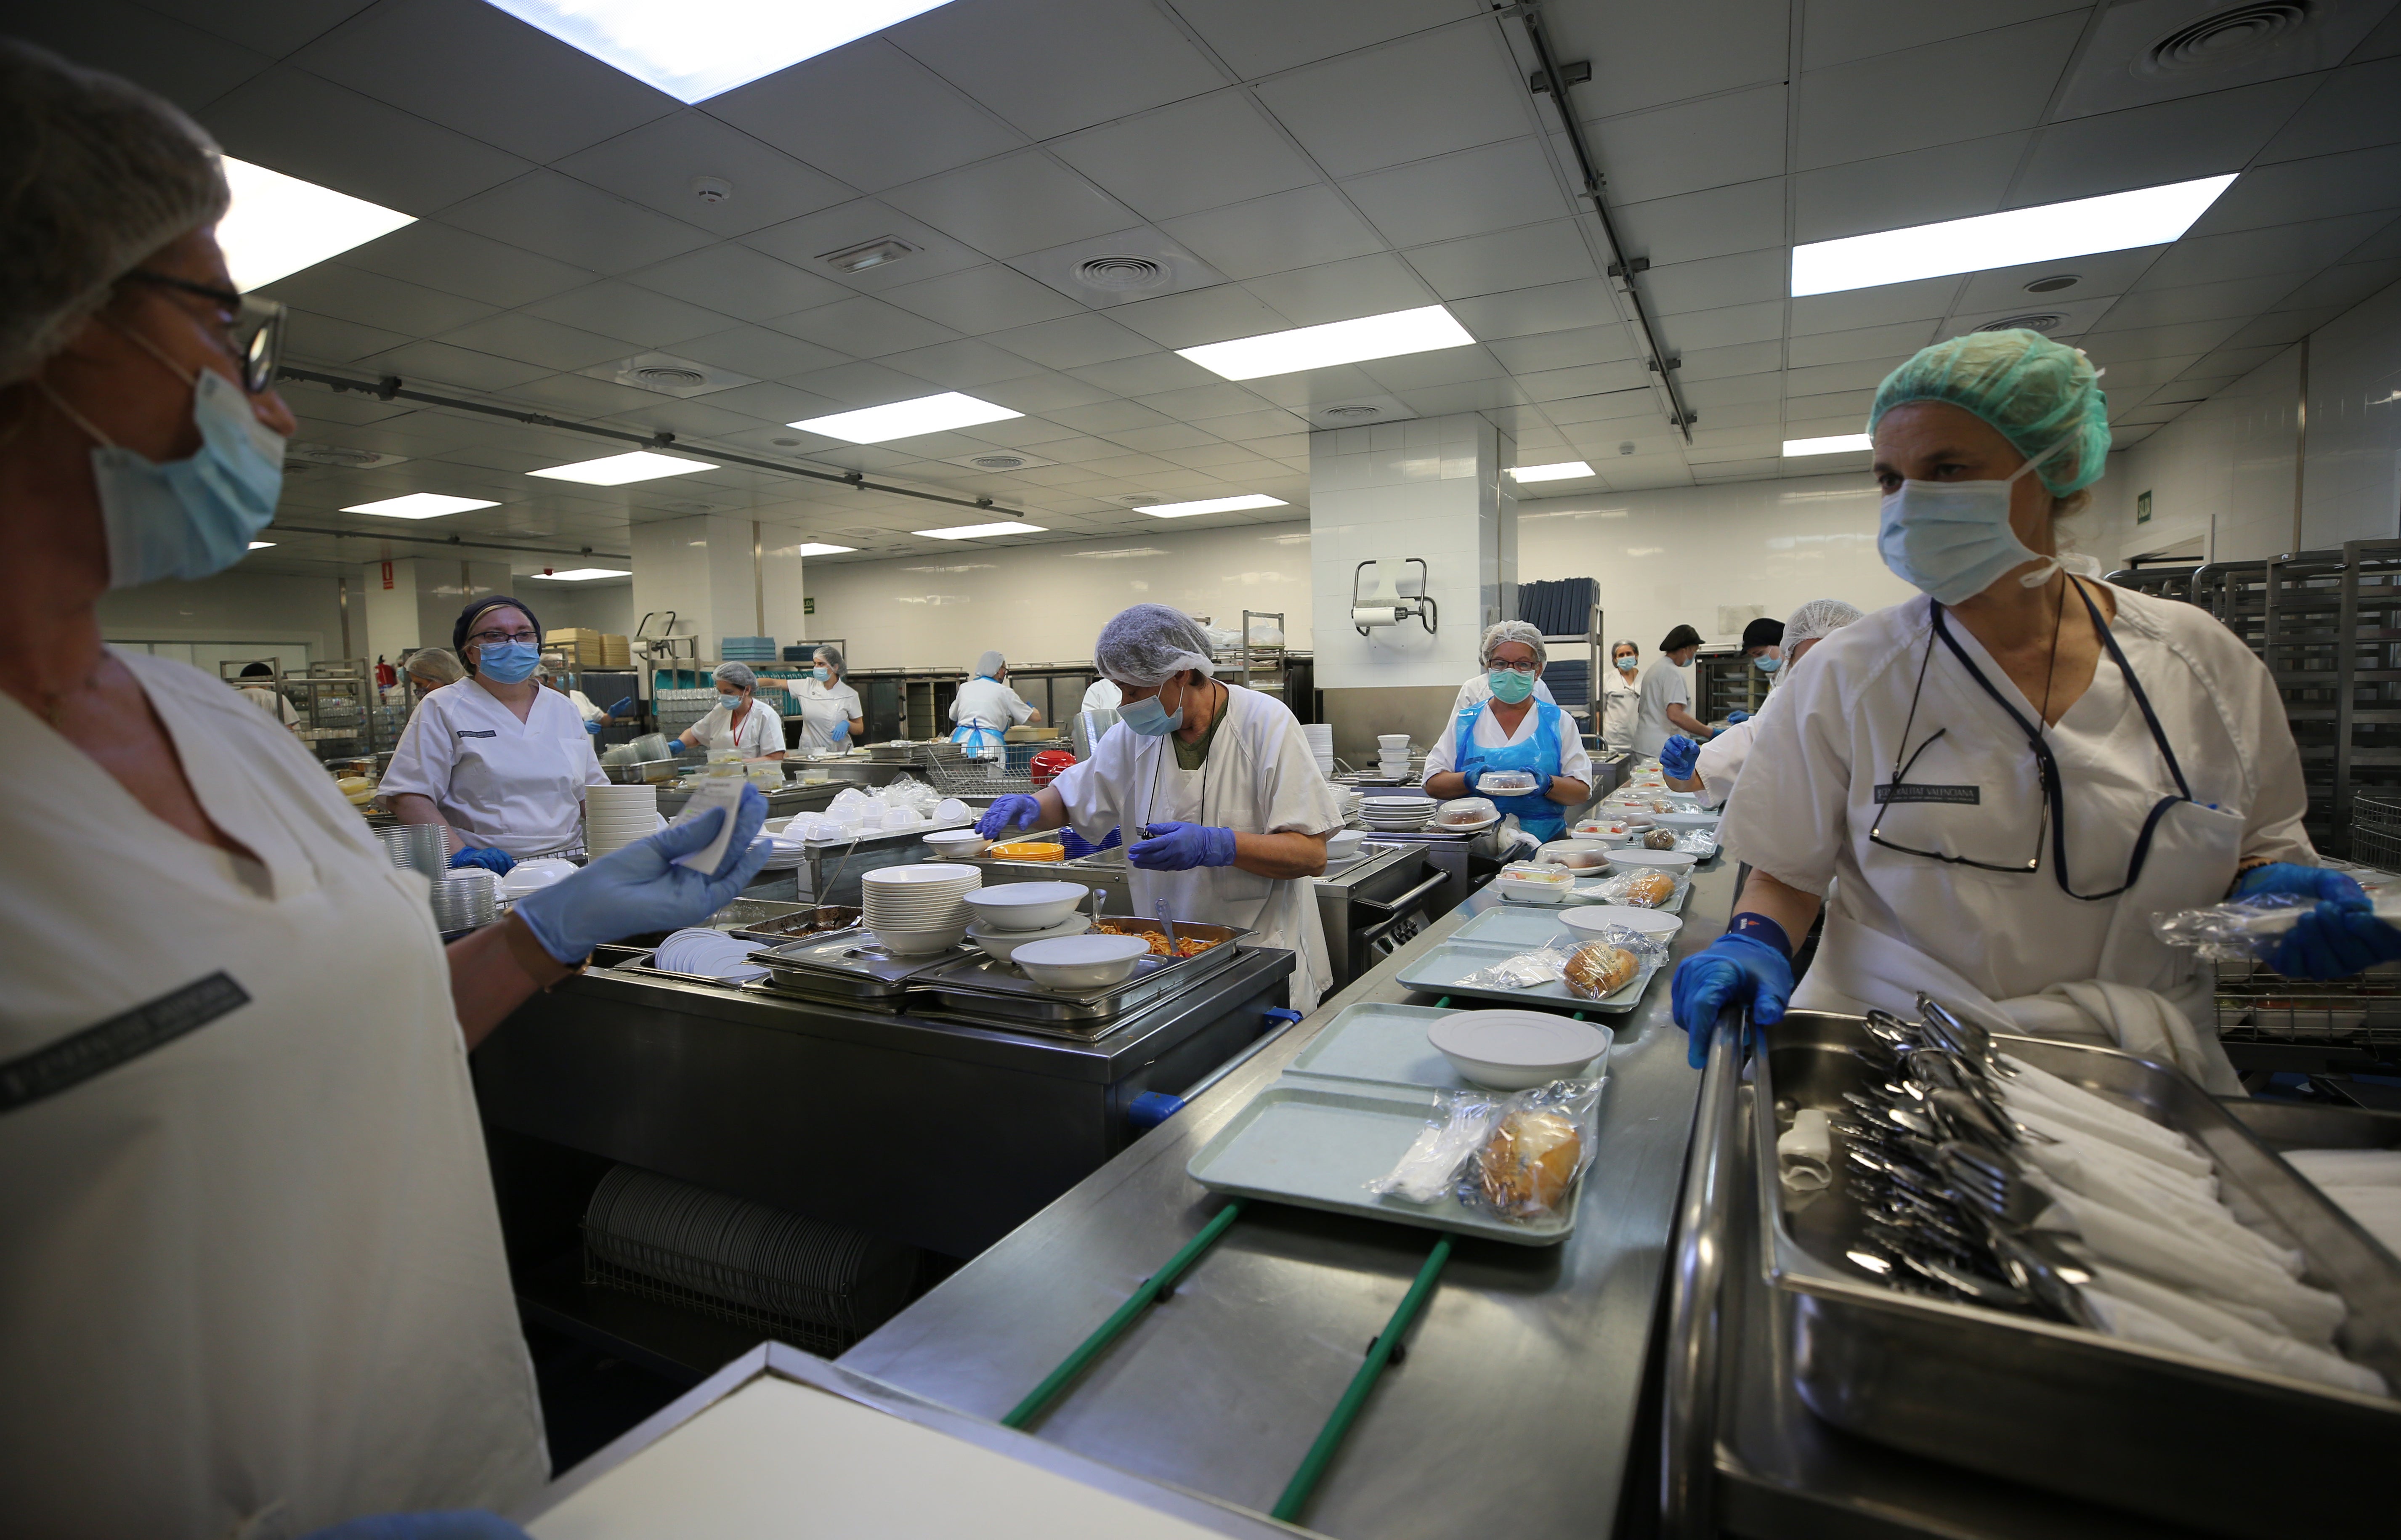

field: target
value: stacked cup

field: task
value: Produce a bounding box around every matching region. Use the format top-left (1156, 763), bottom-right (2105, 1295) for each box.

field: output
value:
top-left (587, 784), bottom-right (661, 858)
top-left (860, 863), bottom-right (981, 953)
top-left (1377, 733), bottom-right (1413, 779)
top-left (1301, 722), bottom-right (1335, 777)
top-left (429, 869), bottom-right (499, 931)
top-left (377, 823), bottom-right (450, 879)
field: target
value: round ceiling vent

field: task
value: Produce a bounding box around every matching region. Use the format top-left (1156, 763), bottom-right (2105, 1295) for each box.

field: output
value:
top-left (634, 366), bottom-right (708, 388)
top-left (2024, 273), bottom-right (2081, 294)
top-left (2140, 2), bottom-right (2312, 75)
top-left (1976, 313), bottom-right (2065, 334)
top-left (1323, 405), bottom-right (1381, 419)
top-left (970, 454), bottom-right (1027, 469)
top-left (1076, 256), bottom-right (1167, 290)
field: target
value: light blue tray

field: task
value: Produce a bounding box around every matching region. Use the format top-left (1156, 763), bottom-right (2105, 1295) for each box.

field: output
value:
top-left (1285, 1001), bottom-right (1612, 1091)
top-left (1394, 936), bottom-right (1659, 1013)
top-left (1499, 875), bottom-right (1689, 911)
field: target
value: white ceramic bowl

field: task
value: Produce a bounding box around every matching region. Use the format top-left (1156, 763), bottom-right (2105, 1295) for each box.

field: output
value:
top-left (868, 922), bottom-right (969, 954)
top-left (1607, 848), bottom-right (1700, 874)
top-left (1377, 733), bottom-right (1412, 749)
top-left (960, 881), bottom-right (1091, 932)
top-left (1649, 810), bottom-right (1719, 829)
top-left (1537, 840), bottom-right (1614, 871)
top-left (923, 829), bottom-right (990, 857)
top-left (863, 863), bottom-right (981, 892)
top-left (965, 913), bottom-right (1092, 963)
top-left (1426, 1009), bottom-right (1612, 1091)
top-left (1561, 905), bottom-right (1684, 943)
top-left (1324, 829), bottom-right (1367, 860)
top-left (1012, 932), bottom-right (1153, 990)
top-left (499, 857), bottom-right (578, 897)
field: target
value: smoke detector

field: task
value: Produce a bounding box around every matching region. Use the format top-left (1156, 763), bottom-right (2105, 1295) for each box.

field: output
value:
top-left (1976, 313), bottom-right (2065, 334)
top-left (692, 176), bottom-right (733, 204)
top-left (584, 351), bottom-right (756, 398)
top-left (1618, 441), bottom-right (1637, 456)
top-left (771, 437), bottom-right (803, 447)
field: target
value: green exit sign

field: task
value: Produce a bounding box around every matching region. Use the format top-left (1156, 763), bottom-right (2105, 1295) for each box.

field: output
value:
top-left (804, 596), bottom-right (816, 615)
top-left (2136, 490), bottom-right (2152, 525)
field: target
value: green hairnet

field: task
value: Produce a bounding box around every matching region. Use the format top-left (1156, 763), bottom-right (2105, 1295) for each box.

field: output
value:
top-left (1867, 329), bottom-right (2110, 498)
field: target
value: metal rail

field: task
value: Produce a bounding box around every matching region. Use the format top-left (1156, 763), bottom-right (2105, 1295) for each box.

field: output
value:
top-left (1661, 1009), bottom-right (1744, 1536)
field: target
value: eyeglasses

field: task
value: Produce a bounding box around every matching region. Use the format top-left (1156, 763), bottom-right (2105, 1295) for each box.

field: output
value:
top-left (468, 627), bottom-right (539, 646)
top-left (1488, 661), bottom-right (1539, 675)
top-left (126, 269), bottom-right (286, 394)
top-left (1866, 725), bottom-right (2048, 875)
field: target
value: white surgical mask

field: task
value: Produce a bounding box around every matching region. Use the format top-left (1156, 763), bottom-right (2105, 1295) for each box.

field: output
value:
top-left (1878, 433), bottom-right (2077, 606)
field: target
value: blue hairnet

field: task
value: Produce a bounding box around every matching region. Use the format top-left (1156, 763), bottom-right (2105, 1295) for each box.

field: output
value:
top-left (1867, 329), bottom-right (2110, 498)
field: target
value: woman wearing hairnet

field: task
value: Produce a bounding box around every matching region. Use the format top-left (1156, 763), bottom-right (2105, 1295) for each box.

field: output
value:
top-left (1658, 599), bottom-right (1864, 809)
top-left (1599, 638), bottom-right (1642, 753)
top-left (948, 647), bottom-right (1038, 757)
top-left (1423, 621), bottom-right (1591, 845)
top-left (977, 605), bottom-right (1347, 1010)
top-left (1674, 330), bottom-right (2401, 1086)
top-left (791, 643), bottom-right (863, 753)
top-left (0, 43), bottom-right (768, 1538)
top-left (673, 659), bottom-right (784, 759)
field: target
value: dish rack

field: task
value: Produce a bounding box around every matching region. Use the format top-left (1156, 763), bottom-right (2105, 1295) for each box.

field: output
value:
top-left (2217, 955), bottom-right (2401, 1071)
top-left (922, 744), bottom-right (1037, 796)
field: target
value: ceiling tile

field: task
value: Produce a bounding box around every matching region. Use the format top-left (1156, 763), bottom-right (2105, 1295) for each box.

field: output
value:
top-left (1066, 351), bottom-right (1227, 397)
top-left (259, 263), bottom-right (497, 336)
top-left (1252, 23), bottom-right (1528, 178)
top-left (879, 263), bottom-right (1089, 333)
top-left (1171, 0), bottom-right (1469, 79)
top-left (1790, 277), bottom-right (1963, 335)
top-left (1108, 285), bottom-right (1293, 348)
top-left (707, 38), bottom-right (1025, 192)
top-left (337, 219), bottom-right (596, 308)
top-left (671, 326), bottom-right (852, 382)
top-left (1787, 319), bottom-right (1941, 369)
top-left (1392, 379), bottom-right (1537, 417)
top-left (2093, 273), bottom-right (2310, 331)
top-left (1359, 345), bottom-right (1514, 392)
top-left (1341, 137), bottom-right (1567, 249)
top-left (14, 0), bottom-right (268, 112)
top-left (1784, 355), bottom-right (1915, 396)
top-left (1107, 424), bottom-right (1228, 454)
top-left (358, 339), bottom-right (552, 393)
top-left (784, 360), bottom-right (949, 408)
top-left (1451, 277), bottom-right (1620, 340)
top-left (2345, 216), bottom-right (2401, 263)
top-left (523, 281), bottom-right (730, 350)
top-left (985, 312), bottom-right (1158, 371)
top-left (1048, 399), bottom-right (1177, 436)
top-left (2262, 56), bottom-right (2401, 163)
top-left (1513, 360), bottom-right (1652, 400)
top-left (552, 112), bottom-right (853, 239)
top-left (1161, 185), bottom-right (1388, 280)
top-left (1584, 84), bottom-right (1787, 205)
top-left (1803, 0), bottom-right (2087, 71)
top-left (1237, 364), bottom-right (1384, 408)
top-left (2080, 318), bottom-right (2248, 361)
top-left (975, 372), bottom-right (1121, 413)
top-left (2136, 213), bottom-right (2391, 292)
top-left (435, 311), bottom-right (632, 371)
top-left (739, 199), bottom-right (990, 294)
top-left (882, 150), bottom-right (1142, 260)
top-left (2189, 143), bottom-right (2401, 235)
top-left (1140, 382), bottom-right (1284, 420)
top-left (2012, 76), bottom-right (2324, 206)
top-left (1486, 324), bottom-right (1639, 373)
top-left (507, 371), bottom-right (687, 423)
top-left (891, 0), bottom-right (1226, 140)
top-left (2272, 258), bottom-right (2401, 316)
top-left (1678, 339), bottom-right (1786, 381)
top-left (697, 381), bottom-right (850, 424)
top-left (1405, 218), bottom-right (1599, 301)
top-left (625, 244), bottom-right (853, 323)
top-left (1643, 247), bottom-right (1787, 315)
top-left (283, 310), bottom-right (412, 364)
top-left (199, 64), bottom-right (534, 214)
top-left (875, 337), bottom-right (1048, 390)
top-left (1790, 130), bottom-right (2032, 244)
top-left (1796, 11), bottom-right (2082, 170)
top-left (136, 0), bottom-right (375, 56)
top-left (1047, 89), bottom-right (1319, 223)
top-left (1941, 293), bottom-right (2120, 340)
top-left (601, 394), bottom-right (767, 441)
top-left (292, 0), bottom-right (673, 162)
top-left (1779, 386), bottom-right (1878, 421)
top-left (1544, 387), bottom-right (1664, 426)
top-left (444, 171), bottom-right (714, 275)
top-left (1158, 441), bottom-right (1261, 468)
top-left (1612, 178), bottom-right (1787, 268)
top-left (1950, 247), bottom-right (2162, 310)
top-left (1238, 253), bottom-right (1438, 326)
top-left (770, 294), bottom-right (962, 357)
top-left (1551, 0), bottom-right (1787, 117)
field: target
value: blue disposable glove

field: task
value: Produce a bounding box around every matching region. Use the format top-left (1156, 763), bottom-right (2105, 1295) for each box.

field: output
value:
top-left (583, 720), bottom-right (603, 735)
top-left (2234, 862), bottom-right (2368, 905)
top-left (1658, 734), bottom-right (1700, 780)
top-left (977, 794), bottom-right (1043, 837)
top-left (1726, 709), bottom-right (1750, 725)
top-left (1129, 820), bottom-right (1238, 871)
top-left (449, 844), bottom-right (516, 875)
top-left (2269, 903), bottom-right (2401, 979)
top-left (1671, 930), bottom-right (1793, 1069)
top-left (301, 1513), bottom-right (528, 1540)
top-left (608, 696), bottom-right (635, 717)
top-left (512, 784), bottom-right (770, 962)
top-left (831, 717), bottom-right (850, 743)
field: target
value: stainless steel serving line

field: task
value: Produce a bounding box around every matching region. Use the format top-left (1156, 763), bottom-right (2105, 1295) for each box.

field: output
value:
top-left (837, 864), bottom-right (1731, 1538)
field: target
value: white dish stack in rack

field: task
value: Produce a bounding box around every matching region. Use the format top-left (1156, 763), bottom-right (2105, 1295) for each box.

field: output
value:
top-left (1360, 795), bottom-right (1436, 832)
top-left (859, 863), bottom-right (982, 953)
top-left (587, 785), bottom-right (660, 858)
top-left (1376, 733), bottom-right (1412, 780)
top-left (1301, 722), bottom-right (1334, 778)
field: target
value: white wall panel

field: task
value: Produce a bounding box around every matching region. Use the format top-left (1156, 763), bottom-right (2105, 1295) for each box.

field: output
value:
top-left (98, 568), bottom-right (348, 659)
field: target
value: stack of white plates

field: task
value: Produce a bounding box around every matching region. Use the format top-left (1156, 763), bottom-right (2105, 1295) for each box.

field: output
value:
top-left (499, 857), bottom-right (578, 898)
top-left (588, 785), bottom-right (660, 857)
top-left (653, 926), bottom-right (768, 982)
top-left (754, 831), bottom-right (810, 871)
top-left (429, 869), bottom-right (498, 931)
top-left (1301, 722), bottom-right (1335, 776)
top-left (860, 863), bottom-right (981, 953)
top-left (1360, 795), bottom-right (1436, 831)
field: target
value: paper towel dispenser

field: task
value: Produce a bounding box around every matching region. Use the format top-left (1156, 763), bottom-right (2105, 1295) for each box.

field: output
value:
top-left (1351, 558), bottom-right (1437, 638)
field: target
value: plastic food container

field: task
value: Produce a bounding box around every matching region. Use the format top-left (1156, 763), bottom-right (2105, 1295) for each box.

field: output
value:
top-left (1435, 797), bottom-right (1498, 828)
top-left (1477, 770), bottom-right (1540, 794)
top-left (991, 841), bottom-right (1066, 862)
top-left (1538, 841), bottom-right (1613, 871)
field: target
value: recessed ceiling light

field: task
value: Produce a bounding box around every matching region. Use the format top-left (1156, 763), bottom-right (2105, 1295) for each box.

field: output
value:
top-left (527, 450), bottom-right (717, 486)
top-left (1137, 494), bottom-right (1289, 518)
top-left (247, 540), bottom-right (276, 549)
top-left (790, 392), bottom-right (1023, 444)
top-left (343, 492), bottom-right (501, 519)
top-left (819, 236), bottom-right (920, 273)
top-left (1789, 175), bottom-right (2237, 297)
top-left (479, 0), bottom-right (960, 103)
top-left (219, 156), bottom-right (414, 291)
top-left (1176, 304), bottom-right (1476, 381)
top-left (794, 542), bottom-right (856, 556)
top-left (1783, 435), bottom-right (1874, 457)
top-left (1507, 462), bottom-right (1595, 482)
top-left (529, 568), bottom-right (631, 581)
top-left (914, 521), bottom-right (1046, 539)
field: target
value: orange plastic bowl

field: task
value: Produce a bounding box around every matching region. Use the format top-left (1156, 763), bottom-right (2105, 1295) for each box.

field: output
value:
top-left (992, 841), bottom-right (1066, 862)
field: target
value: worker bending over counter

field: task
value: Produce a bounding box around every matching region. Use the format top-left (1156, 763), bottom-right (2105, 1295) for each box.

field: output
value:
top-left (1423, 621), bottom-right (1591, 844)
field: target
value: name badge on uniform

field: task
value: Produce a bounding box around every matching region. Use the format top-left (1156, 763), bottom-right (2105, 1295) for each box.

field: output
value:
top-left (0, 972), bottom-right (251, 1113)
top-left (1874, 783), bottom-right (1980, 805)
top-left (457, 728), bottom-right (497, 738)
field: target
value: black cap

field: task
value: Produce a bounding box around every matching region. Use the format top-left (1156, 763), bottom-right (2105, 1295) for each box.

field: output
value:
top-left (239, 661), bottom-right (272, 678)
top-left (1660, 623), bottom-right (1702, 653)
top-left (1741, 616), bottom-right (1785, 651)
top-left (452, 594), bottom-right (540, 656)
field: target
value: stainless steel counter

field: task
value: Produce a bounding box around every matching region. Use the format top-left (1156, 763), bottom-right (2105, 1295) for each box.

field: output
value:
top-left (839, 861), bottom-right (1732, 1536)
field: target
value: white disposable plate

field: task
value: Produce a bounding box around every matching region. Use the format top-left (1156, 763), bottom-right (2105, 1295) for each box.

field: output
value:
top-left (1426, 1009), bottom-right (1611, 1091)
top-left (1607, 848), bottom-right (1700, 871)
top-left (1561, 905), bottom-right (1684, 940)
top-left (1649, 810), bottom-right (1719, 828)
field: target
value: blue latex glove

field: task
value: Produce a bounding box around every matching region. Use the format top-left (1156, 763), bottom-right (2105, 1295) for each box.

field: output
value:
top-left (2269, 903), bottom-right (2401, 980)
top-left (1658, 734), bottom-right (1701, 780)
top-left (1671, 932), bottom-right (1793, 1069)
top-left (1129, 820), bottom-right (1238, 871)
top-left (608, 696), bottom-right (635, 717)
top-left (301, 1513), bottom-right (528, 1540)
top-left (449, 844), bottom-right (515, 875)
top-left (512, 785), bottom-right (770, 962)
top-left (831, 717), bottom-right (850, 743)
top-left (977, 794), bottom-right (1042, 838)
top-left (1726, 709), bottom-right (1750, 725)
top-left (584, 720), bottom-right (603, 735)
top-left (2234, 862), bottom-right (2368, 905)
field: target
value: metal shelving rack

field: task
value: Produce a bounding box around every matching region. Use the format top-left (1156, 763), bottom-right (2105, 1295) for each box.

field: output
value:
top-left (1532, 595), bottom-right (1603, 728)
top-left (1229, 610), bottom-right (1286, 698)
top-left (1692, 647), bottom-right (1759, 723)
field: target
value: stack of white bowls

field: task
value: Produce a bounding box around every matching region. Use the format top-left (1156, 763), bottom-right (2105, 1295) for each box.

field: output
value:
top-left (860, 863), bottom-right (982, 953)
top-left (1360, 795), bottom-right (1436, 832)
top-left (1301, 722), bottom-right (1335, 777)
top-left (1376, 733), bottom-right (1413, 779)
top-left (587, 785), bottom-right (660, 857)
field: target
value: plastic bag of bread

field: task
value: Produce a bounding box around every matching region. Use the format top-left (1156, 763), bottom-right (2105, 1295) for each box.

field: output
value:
top-left (1468, 1078), bottom-right (1606, 1221)
top-left (1641, 827), bottom-right (1677, 850)
top-left (1453, 943), bottom-right (1573, 992)
top-left (1590, 868), bottom-right (1680, 908)
top-left (1368, 1090), bottom-right (1503, 1203)
top-left (1562, 940), bottom-right (1641, 1000)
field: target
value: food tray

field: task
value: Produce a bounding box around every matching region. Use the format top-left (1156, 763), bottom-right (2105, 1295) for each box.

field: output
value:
top-left (906, 918), bottom-right (1251, 1025)
top-left (746, 929), bottom-right (977, 1007)
top-left (1185, 1082), bottom-right (1584, 1247)
top-left (1285, 1000), bottom-right (1610, 1093)
top-left (1753, 1012), bottom-right (2401, 1539)
top-left (1500, 873), bottom-right (1689, 911)
top-left (1393, 936), bottom-right (1658, 1014)
top-left (1450, 904), bottom-right (1624, 950)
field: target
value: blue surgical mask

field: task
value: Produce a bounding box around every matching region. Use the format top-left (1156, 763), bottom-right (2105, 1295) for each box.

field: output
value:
top-left (1120, 678), bottom-right (1186, 736)
top-left (475, 640), bottom-right (539, 683)
top-left (1615, 656), bottom-right (1638, 674)
top-left (813, 667), bottom-right (831, 682)
top-left (46, 360), bottom-right (285, 590)
top-left (1878, 435), bottom-right (2074, 607)
top-left (719, 690), bottom-right (744, 706)
top-left (1486, 667), bottom-right (1536, 704)
top-left (1754, 654), bottom-right (1781, 673)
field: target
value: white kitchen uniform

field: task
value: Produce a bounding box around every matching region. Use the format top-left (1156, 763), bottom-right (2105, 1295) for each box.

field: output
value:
top-left (949, 674), bottom-right (1034, 756)
top-left (1081, 678), bottom-right (1123, 713)
top-left (0, 652), bottom-right (546, 1537)
top-left (688, 696), bottom-right (785, 758)
top-left (1599, 667), bottom-right (1640, 752)
top-left (1422, 697), bottom-right (1593, 784)
top-left (791, 677), bottom-right (863, 754)
top-left (1689, 715), bottom-right (1756, 810)
top-left (379, 678), bottom-right (606, 857)
top-left (1051, 683), bottom-right (1346, 1013)
top-left (1632, 657), bottom-right (1693, 758)
top-left (1721, 584), bottom-right (2311, 1091)
top-left (240, 683), bottom-right (300, 729)
top-left (566, 687), bottom-right (604, 724)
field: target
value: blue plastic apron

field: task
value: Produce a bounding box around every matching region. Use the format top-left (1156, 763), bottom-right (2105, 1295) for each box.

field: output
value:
top-left (1454, 696), bottom-right (1566, 844)
top-left (949, 676), bottom-right (1006, 758)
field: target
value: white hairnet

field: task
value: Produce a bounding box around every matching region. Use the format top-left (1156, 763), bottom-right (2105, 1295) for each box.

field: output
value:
top-left (974, 649), bottom-right (1005, 678)
top-left (1609, 638), bottom-right (1639, 657)
top-left (1783, 598), bottom-right (1865, 647)
top-left (813, 643), bottom-right (845, 676)
top-left (406, 647), bottom-right (463, 686)
top-left (0, 41), bottom-right (229, 387)
top-left (1094, 604), bottom-right (1217, 688)
top-left (713, 661), bottom-right (757, 691)
top-left (1480, 620), bottom-right (1546, 670)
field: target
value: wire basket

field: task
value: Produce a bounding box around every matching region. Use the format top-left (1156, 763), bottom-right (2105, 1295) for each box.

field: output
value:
top-left (924, 750), bottom-right (1034, 796)
top-left (2351, 790), bottom-right (2401, 869)
top-left (2215, 955), bottom-right (2401, 1055)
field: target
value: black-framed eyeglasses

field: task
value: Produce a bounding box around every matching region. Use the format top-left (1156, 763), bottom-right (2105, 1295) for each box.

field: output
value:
top-left (1867, 723), bottom-right (2050, 875)
top-left (126, 269), bottom-right (285, 393)
top-left (468, 626), bottom-right (539, 646)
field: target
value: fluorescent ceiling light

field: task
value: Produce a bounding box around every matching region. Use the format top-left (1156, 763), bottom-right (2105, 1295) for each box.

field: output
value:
top-left (1137, 494), bottom-right (1289, 518)
top-left (1507, 462), bottom-right (1595, 483)
top-left (914, 521), bottom-right (1046, 539)
top-left (1177, 305), bottom-right (1476, 381)
top-left (247, 540), bottom-right (276, 549)
top-left (1790, 175), bottom-right (2237, 297)
top-left (481, 0), bottom-right (958, 103)
top-left (789, 392), bottom-right (1022, 444)
top-left (219, 157), bottom-right (414, 292)
top-left (1782, 434), bottom-right (1874, 457)
top-left (343, 492), bottom-right (500, 519)
top-left (529, 568), bottom-right (632, 581)
top-left (794, 542), bottom-right (856, 557)
top-left (527, 450), bottom-right (717, 486)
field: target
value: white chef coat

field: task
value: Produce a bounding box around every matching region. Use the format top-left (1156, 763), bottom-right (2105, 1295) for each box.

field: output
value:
top-left (0, 651), bottom-right (547, 1537)
top-left (791, 677), bottom-right (863, 753)
top-left (1422, 697), bottom-right (1593, 784)
top-left (1690, 715), bottom-right (1754, 810)
top-left (687, 696), bottom-right (785, 757)
top-left (1051, 682), bottom-right (1346, 1013)
top-left (1599, 667), bottom-right (1640, 751)
top-left (1081, 678), bottom-right (1123, 712)
top-left (1446, 672), bottom-right (1557, 718)
top-left (240, 683), bottom-right (300, 728)
top-left (951, 674), bottom-right (1035, 733)
top-left (1632, 657), bottom-right (1693, 758)
top-left (566, 687), bottom-right (604, 723)
top-left (380, 678), bottom-right (607, 857)
top-left (1721, 586), bottom-right (2312, 1078)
